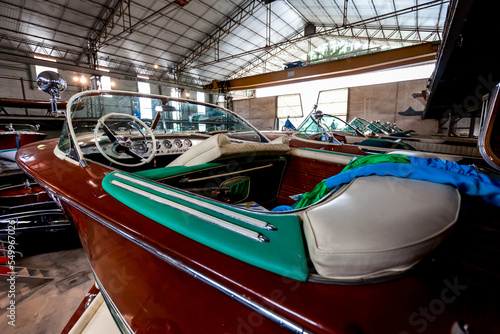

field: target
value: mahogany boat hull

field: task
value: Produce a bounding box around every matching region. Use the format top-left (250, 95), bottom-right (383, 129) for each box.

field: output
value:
top-left (0, 131), bottom-right (47, 161)
top-left (0, 183), bottom-right (49, 206)
top-left (0, 171), bottom-right (70, 246)
top-left (264, 131), bottom-right (367, 155)
top-left (16, 138), bottom-right (500, 334)
top-left (0, 97), bottom-right (67, 110)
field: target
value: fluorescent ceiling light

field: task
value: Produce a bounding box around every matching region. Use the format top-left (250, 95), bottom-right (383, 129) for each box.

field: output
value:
top-left (97, 67), bottom-right (110, 72)
top-left (34, 55), bottom-right (57, 62)
top-left (137, 74), bottom-right (149, 79)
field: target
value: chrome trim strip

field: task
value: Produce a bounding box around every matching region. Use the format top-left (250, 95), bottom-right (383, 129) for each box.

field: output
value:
top-left (478, 84), bottom-right (500, 171)
top-left (56, 194), bottom-right (306, 334)
top-left (110, 179), bottom-right (269, 243)
top-left (0, 209), bottom-right (63, 218)
top-left (63, 90), bottom-right (270, 165)
top-left (92, 272), bottom-right (134, 334)
top-left (15, 169), bottom-right (307, 333)
top-left (114, 173), bottom-right (277, 231)
top-left (184, 163), bottom-right (273, 182)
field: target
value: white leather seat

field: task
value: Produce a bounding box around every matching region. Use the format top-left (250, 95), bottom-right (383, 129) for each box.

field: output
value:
top-left (388, 149), bottom-right (464, 162)
top-left (167, 134), bottom-right (290, 167)
top-left (302, 176), bottom-right (460, 281)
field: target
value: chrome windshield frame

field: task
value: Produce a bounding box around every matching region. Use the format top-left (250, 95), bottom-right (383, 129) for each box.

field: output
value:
top-left (59, 90), bottom-right (268, 166)
top-left (478, 84), bottom-right (500, 171)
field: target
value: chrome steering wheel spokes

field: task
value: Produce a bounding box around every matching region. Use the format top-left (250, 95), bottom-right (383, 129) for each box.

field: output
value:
top-left (94, 113), bottom-right (156, 167)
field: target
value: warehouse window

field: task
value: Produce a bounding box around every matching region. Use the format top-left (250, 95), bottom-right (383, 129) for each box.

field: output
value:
top-left (138, 81), bottom-right (152, 119)
top-left (276, 94), bottom-right (303, 130)
top-left (35, 65), bottom-right (58, 76)
top-left (197, 92), bottom-right (206, 131)
top-left (316, 88), bottom-right (348, 121)
top-left (101, 76), bottom-right (112, 90)
top-left (196, 92), bottom-right (206, 109)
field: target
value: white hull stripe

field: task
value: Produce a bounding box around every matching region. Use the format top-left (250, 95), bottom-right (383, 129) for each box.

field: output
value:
top-left (110, 179), bottom-right (269, 243)
top-left (114, 173), bottom-right (276, 231)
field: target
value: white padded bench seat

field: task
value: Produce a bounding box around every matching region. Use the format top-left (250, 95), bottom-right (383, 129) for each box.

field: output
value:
top-left (388, 149), bottom-right (463, 162)
top-left (409, 141), bottom-right (481, 157)
top-left (167, 134), bottom-right (290, 167)
top-left (302, 176), bottom-right (460, 281)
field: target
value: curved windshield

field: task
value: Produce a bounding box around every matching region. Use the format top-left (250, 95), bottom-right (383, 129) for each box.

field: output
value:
top-left (349, 117), bottom-right (386, 135)
top-left (374, 121), bottom-right (397, 133)
top-left (1, 123), bottom-right (38, 132)
top-left (59, 91), bottom-right (264, 150)
top-left (298, 114), bottom-right (358, 136)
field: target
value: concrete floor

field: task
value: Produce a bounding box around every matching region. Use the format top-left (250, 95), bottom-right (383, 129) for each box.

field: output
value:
top-left (0, 247), bottom-right (94, 334)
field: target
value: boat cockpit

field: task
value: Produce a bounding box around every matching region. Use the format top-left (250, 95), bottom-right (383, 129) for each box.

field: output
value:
top-left (49, 88), bottom-right (469, 284)
top-left (30, 68), bottom-right (494, 286)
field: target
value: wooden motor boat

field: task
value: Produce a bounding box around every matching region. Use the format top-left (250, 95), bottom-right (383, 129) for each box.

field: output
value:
top-left (17, 83), bottom-right (500, 333)
top-left (0, 97), bottom-right (67, 112)
top-left (0, 123), bottom-right (47, 161)
top-left (351, 117), bottom-right (481, 157)
top-left (1, 75), bottom-right (70, 244)
top-left (264, 109), bottom-right (481, 162)
top-left (0, 171), bottom-right (70, 244)
top-left (0, 175), bottom-right (49, 206)
top-left (263, 109), bottom-right (419, 155)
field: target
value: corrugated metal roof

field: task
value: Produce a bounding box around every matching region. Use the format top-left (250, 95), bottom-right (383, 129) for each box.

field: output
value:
top-left (0, 0), bottom-right (449, 88)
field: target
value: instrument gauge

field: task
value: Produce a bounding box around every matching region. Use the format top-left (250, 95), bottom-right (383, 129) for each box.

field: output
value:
top-left (164, 140), bottom-right (172, 149)
top-left (174, 139), bottom-right (182, 148)
top-left (131, 141), bottom-right (148, 154)
top-left (183, 139), bottom-right (192, 147)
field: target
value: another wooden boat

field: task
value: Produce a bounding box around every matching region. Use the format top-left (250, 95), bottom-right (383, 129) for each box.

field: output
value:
top-left (263, 109), bottom-right (419, 154)
top-left (0, 178), bottom-right (49, 205)
top-left (0, 97), bottom-right (67, 111)
top-left (0, 123), bottom-right (47, 161)
top-left (17, 82), bottom-right (500, 333)
top-left (0, 75), bottom-right (70, 244)
top-left (0, 171), bottom-right (70, 243)
top-left (350, 117), bottom-right (481, 157)
top-left (263, 109), bottom-right (480, 161)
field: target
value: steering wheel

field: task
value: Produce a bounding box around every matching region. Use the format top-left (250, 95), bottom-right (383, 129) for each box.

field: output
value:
top-left (94, 113), bottom-right (156, 167)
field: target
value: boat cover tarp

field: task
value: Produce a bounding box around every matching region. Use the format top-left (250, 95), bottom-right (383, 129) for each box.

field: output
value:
top-left (340, 154), bottom-right (410, 172)
top-left (273, 154), bottom-right (500, 211)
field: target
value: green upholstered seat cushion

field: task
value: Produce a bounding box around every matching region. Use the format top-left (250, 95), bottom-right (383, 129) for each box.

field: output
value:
top-left (103, 171), bottom-right (309, 281)
top-left (134, 163), bottom-right (222, 180)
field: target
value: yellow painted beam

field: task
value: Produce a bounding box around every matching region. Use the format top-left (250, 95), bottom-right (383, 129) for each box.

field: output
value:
top-left (204, 42), bottom-right (439, 91)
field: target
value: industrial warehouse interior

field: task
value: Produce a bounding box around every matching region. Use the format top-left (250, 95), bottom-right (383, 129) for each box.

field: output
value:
top-left (0, 0), bottom-right (499, 333)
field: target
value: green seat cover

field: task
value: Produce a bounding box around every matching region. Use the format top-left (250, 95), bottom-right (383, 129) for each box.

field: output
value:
top-left (103, 171), bottom-right (308, 281)
top-left (134, 163), bottom-right (222, 180)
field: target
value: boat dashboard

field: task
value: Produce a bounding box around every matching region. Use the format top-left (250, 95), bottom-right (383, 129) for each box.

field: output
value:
top-left (79, 133), bottom-right (209, 162)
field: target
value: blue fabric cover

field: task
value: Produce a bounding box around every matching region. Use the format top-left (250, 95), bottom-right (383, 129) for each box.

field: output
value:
top-left (272, 156), bottom-right (500, 211)
top-left (284, 118), bottom-right (296, 130)
top-left (272, 205), bottom-right (296, 212)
